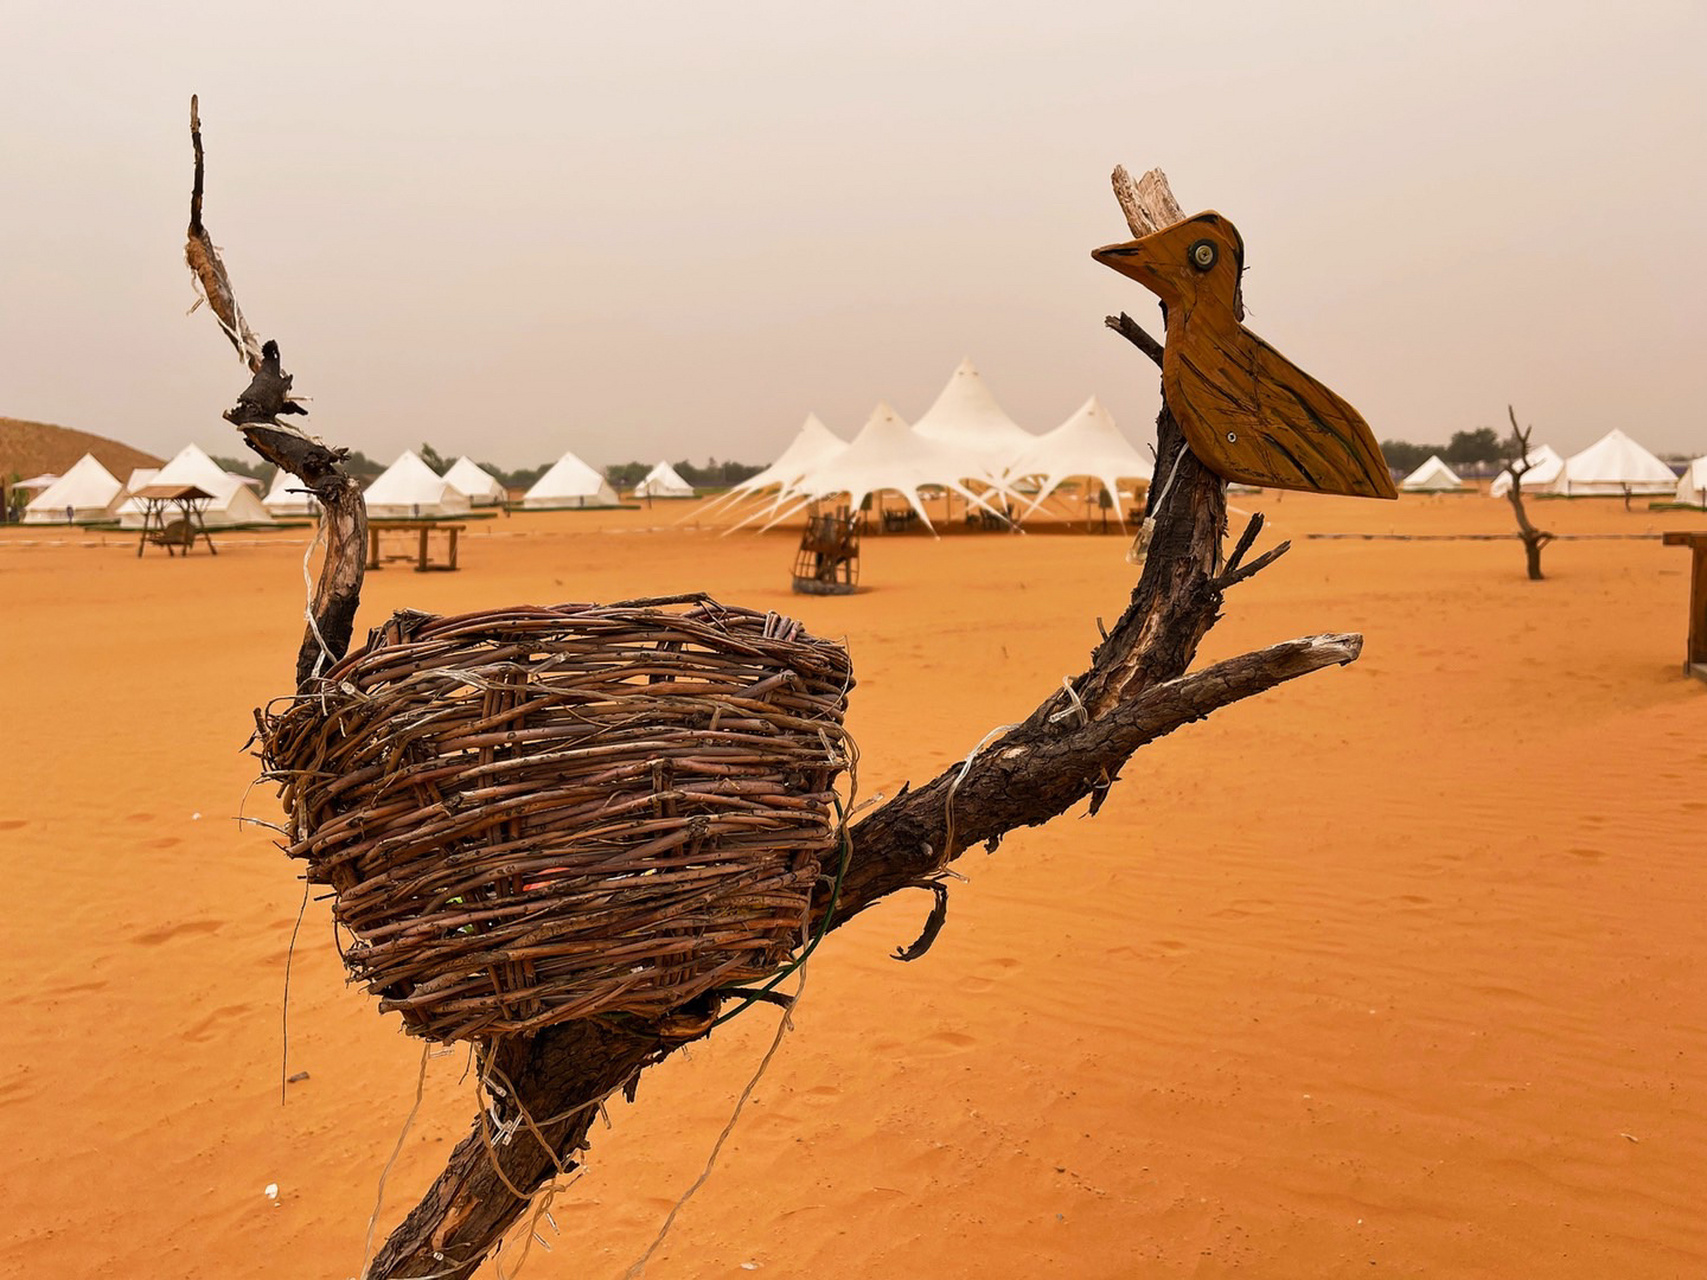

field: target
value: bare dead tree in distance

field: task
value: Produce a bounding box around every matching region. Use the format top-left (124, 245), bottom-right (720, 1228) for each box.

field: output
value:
top-left (1502, 405), bottom-right (1554, 581)
top-left (182, 104), bottom-right (1371, 1279)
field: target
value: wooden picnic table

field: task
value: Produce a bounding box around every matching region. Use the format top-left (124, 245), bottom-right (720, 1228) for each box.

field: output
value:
top-left (1662, 531), bottom-right (1707, 682)
top-left (367, 521), bottom-right (460, 572)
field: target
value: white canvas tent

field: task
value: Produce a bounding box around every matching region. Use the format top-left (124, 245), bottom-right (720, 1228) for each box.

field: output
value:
top-left (263, 467), bottom-right (317, 517)
top-left (1550, 429), bottom-right (1676, 496)
top-left (114, 446), bottom-right (273, 528)
top-left (443, 456), bottom-right (508, 507)
top-left (23, 454), bottom-right (121, 524)
top-left (695, 414), bottom-right (847, 525)
top-left (762, 402), bottom-right (1009, 535)
top-left (1399, 455), bottom-right (1465, 492)
top-left (910, 358), bottom-right (1036, 484)
top-left (522, 450), bottom-right (620, 509)
top-left (1489, 444), bottom-right (1565, 497)
top-left (1674, 456), bottom-right (1707, 507)
top-left (1010, 398), bottom-right (1153, 523)
top-left (632, 460), bottom-right (695, 499)
top-left (363, 450), bottom-right (473, 519)
top-left (15, 473), bottom-right (59, 492)
top-left (115, 444), bottom-right (274, 528)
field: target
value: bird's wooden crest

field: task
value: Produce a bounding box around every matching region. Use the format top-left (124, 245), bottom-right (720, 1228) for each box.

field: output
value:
top-left (1095, 211), bottom-right (1396, 499)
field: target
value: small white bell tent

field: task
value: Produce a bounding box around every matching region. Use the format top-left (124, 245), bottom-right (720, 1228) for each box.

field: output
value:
top-left (363, 450), bottom-right (473, 520)
top-left (632, 461), bottom-right (695, 499)
top-left (1398, 455), bottom-right (1465, 493)
top-left (1490, 444), bottom-right (1565, 497)
top-left (1551, 429), bottom-right (1676, 496)
top-left (1673, 456), bottom-right (1707, 508)
top-left (443, 457), bottom-right (509, 507)
top-left (522, 450), bottom-right (621, 509)
top-left (22, 454), bottom-right (121, 524)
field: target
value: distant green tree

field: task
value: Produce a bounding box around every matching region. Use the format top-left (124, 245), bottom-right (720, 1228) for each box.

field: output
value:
top-left (674, 458), bottom-right (764, 488)
top-left (213, 453), bottom-right (269, 480)
top-left (419, 442), bottom-right (448, 473)
top-left (339, 449), bottom-right (384, 479)
top-left (1445, 427), bottom-right (1503, 472)
top-left (478, 461), bottom-right (547, 490)
top-left (606, 461), bottom-right (649, 488)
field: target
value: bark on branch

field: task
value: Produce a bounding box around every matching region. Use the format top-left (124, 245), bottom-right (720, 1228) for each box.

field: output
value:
top-left (185, 98), bottom-right (366, 688)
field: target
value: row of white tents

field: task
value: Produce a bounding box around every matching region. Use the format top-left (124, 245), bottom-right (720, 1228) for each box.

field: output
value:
top-left (20, 445), bottom-right (635, 524)
top-left (703, 359), bottom-right (1156, 534)
top-left (1396, 428), bottom-right (1691, 499)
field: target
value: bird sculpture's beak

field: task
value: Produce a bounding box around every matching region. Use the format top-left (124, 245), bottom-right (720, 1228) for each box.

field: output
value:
top-left (1092, 239), bottom-right (1158, 286)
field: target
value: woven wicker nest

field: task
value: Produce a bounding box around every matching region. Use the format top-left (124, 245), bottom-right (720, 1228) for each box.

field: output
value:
top-left (258, 595), bottom-right (854, 1044)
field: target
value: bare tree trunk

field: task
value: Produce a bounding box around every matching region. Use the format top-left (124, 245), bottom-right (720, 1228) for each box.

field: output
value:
top-left (1502, 405), bottom-right (1554, 581)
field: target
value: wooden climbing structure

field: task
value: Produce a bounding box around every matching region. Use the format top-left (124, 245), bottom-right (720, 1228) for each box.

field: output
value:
top-left (792, 506), bottom-right (859, 595)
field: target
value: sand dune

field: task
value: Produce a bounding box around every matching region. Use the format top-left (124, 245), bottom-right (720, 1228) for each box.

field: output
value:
top-left (2, 490), bottom-right (1703, 1278)
top-left (0, 416), bottom-right (165, 483)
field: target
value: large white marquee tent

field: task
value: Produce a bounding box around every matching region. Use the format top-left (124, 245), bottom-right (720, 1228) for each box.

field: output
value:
top-left (911, 358), bottom-right (1036, 485)
top-left (1010, 398), bottom-right (1153, 523)
top-left (762, 402), bottom-right (1010, 535)
top-left (696, 414), bottom-right (848, 525)
top-left (22, 454), bottom-right (121, 524)
top-left (523, 450), bottom-right (620, 509)
top-left (363, 450), bottom-right (473, 520)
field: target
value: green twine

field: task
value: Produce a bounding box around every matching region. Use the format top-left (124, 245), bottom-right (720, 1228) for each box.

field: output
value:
top-left (710, 792), bottom-right (852, 1028)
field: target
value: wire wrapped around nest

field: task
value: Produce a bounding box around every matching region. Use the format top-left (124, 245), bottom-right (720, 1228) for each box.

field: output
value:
top-left (257, 594), bottom-right (855, 1044)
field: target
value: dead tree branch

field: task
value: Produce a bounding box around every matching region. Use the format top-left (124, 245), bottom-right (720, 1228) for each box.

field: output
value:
top-left (185, 98), bottom-right (365, 687)
top-left (362, 166), bottom-right (1366, 1278)
top-left (1502, 404), bottom-right (1555, 581)
top-left (186, 95), bottom-right (263, 371)
top-left (1105, 312), bottom-right (1165, 369)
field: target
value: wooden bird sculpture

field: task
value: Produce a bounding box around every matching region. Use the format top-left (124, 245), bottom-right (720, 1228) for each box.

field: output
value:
top-left (1094, 212), bottom-right (1396, 499)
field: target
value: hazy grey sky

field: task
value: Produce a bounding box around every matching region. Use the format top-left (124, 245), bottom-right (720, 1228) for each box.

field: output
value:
top-left (2, 1), bottom-right (1703, 468)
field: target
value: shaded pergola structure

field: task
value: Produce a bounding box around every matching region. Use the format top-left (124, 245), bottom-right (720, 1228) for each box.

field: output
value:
top-left (133, 483), bottom-right (217, 556)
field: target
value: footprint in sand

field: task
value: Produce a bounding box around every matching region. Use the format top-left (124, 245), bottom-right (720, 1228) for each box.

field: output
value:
top-left (148, 836), bottom-right (182, 850)
top-left (0, 820), bottom-right (25, 832)
top-left (1212, 898), bottom-right (1275, 920)
top-left (183, 1004), bottom-right (255, 1043)
top-left (916, 1030), bottom-right (978, 1056)
top-left (132, 919), bottom-right (224, 946)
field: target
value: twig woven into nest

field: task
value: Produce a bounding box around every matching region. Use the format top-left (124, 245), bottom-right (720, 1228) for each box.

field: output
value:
top-left (257, 594), bottom-right (855, 1044)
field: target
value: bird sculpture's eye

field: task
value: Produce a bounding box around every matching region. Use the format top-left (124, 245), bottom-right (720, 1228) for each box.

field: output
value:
top-left (1189, 239), bottom-right (1218, 270)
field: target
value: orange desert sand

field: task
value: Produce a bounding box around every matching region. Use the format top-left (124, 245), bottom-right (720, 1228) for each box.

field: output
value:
top-left (2, 490), bottom-right (1704, 1279)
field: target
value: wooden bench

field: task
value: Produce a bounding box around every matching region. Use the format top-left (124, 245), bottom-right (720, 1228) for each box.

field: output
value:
top-left (1662, 531), bottom-right (1707, 683)
top-left (367, 521), bottom-right (460, 572)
